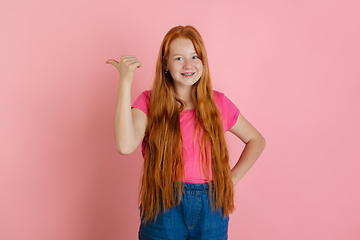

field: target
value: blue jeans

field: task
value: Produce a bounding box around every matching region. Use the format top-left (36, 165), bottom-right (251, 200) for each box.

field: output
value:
top-left (139, 182), bottom-right (229, 240)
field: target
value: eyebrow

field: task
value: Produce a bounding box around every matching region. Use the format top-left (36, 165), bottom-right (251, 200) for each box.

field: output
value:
top-left (172, 52), bottom-right (198, 56)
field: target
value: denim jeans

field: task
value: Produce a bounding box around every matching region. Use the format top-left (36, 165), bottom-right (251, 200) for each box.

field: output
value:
top-left (139, 182), bottom-right (229, 240)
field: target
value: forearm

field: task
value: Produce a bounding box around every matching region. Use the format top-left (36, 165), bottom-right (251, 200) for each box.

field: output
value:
top-left (113, 79), bottom-right (137, 154)
top-left (231, 137), bottom-right (266, 185)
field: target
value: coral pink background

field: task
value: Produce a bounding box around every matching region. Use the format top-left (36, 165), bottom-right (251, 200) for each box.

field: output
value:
top-left (1, 0), bottom-right (359, 239)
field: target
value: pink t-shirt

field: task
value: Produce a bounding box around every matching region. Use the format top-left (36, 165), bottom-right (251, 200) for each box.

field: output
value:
top-left (132, 90), bottom-right (240, 183)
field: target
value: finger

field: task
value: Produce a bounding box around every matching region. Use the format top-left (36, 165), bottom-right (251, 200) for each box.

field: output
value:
top-left (121, 55), bottom-right (137, 59)
top-left (135, 61), bottom-right (142, 68)
top-left (106, 59), bottom-right (118, 64)
top-left (106, 59), bottom-right (119, 66)
top-left (127, 60), bottom-right (142, 69)
top-left (122, 57), bottom-right (139, 64)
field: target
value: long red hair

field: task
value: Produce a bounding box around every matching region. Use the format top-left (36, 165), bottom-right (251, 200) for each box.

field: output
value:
top-left (140, 25), bottom-right (234, 222)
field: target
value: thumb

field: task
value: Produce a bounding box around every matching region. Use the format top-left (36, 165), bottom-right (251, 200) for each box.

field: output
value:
top-left (106, 59), bottom-right (119, 67)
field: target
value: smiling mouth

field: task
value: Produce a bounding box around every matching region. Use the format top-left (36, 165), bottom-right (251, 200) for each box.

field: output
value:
top-left (181, 72), bottom-right (195, 76)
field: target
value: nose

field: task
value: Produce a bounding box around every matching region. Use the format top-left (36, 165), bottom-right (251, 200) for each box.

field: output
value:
top-left (183, 58), bottom-right (191, 69)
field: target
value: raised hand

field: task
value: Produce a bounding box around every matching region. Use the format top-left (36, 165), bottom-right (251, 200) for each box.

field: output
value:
top-left (107, 56), bottom-right (146, 155)
top-left (106, 56), bottom-right (142, 83)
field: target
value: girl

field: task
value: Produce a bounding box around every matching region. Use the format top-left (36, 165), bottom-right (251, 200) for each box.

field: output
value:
top-left (106, 25), bottom-right (266, 240)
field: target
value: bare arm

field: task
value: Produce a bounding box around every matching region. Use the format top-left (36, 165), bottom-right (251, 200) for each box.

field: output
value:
top-left (229, 112), bottom-right (266, 185)
top-left (106, 56), bottom-right (147, 155)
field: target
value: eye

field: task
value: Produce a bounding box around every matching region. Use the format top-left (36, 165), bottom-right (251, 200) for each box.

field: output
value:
top-left (175, 57), bottom-right (183, 61)
top-left (192, 55), bottom-right (199, 59)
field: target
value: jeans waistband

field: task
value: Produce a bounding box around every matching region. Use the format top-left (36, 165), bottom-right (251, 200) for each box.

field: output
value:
top-left (182, 182), bottom-right (213, 194)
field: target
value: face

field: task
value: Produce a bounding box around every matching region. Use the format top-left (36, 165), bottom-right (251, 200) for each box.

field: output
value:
top-left (166, 38), bottom-right (203, 91)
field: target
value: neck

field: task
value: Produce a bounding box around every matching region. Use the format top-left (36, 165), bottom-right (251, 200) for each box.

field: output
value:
top-left (175, 86), bottom-right (194, 110)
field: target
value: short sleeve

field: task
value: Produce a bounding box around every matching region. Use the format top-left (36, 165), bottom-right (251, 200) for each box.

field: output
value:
top-left (214, 91), bottom-right (240, 131)
top-left (132, 91), bottom-right (151, 116)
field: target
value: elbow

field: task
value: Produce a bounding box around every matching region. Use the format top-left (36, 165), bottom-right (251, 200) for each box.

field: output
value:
top-left (248, 134), bottom-right (266, 151)
top-left (259, 135), bottom-right (266, 151)
top-left (116, 144), bottom-right (135, 155)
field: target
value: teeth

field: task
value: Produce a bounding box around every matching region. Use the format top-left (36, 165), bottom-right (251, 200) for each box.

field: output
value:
top-left (182, 72), bottom-right (194, 76)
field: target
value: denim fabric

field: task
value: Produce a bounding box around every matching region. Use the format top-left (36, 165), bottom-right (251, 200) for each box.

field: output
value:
top-left (139, 182), bottom-right (229, 240)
